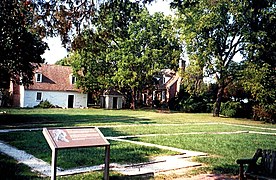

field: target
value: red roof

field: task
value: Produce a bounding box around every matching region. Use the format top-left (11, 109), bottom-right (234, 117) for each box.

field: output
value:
top-left (26, 64), bottom-right (81, 92)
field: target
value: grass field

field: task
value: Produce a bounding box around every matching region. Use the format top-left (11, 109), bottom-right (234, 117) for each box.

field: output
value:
top-left (0, 108), bottom-right (276, 179)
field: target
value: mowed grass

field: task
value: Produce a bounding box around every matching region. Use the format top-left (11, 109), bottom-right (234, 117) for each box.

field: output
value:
top-left (1, 108), bottom-right (264, 128)
top-left (0, 131), bottom-right (175, 169)
top-left (0, 108), bottom-right (276, 179)
top-left (132, 133), bottom-right (276, 174)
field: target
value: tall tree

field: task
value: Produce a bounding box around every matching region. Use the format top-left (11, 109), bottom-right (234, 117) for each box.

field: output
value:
top-left (111, 10), bottom-right (181, 109)
top-left (241, 0), bottom-right (276, 122)
top-left (69, 1), bottom-right (181, 109)
top-left (171, 0), bottom-right (275, 117)
top-left (71, 30), bottom-right (115, 93)
top-left (68, 0), bottom-right (142, 94)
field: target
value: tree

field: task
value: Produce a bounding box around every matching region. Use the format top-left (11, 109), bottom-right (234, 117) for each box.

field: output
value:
top-left (55, 56), bottom-right (71, 66)
top-left (0, 0), bottom-right (47, 87)
top-left (242, 63), bottom-right (275, 122)
top-left (71, 31), bottom-right (115, 93)
top-left (69, 2), bottom-right (181, 109)
top-left (240, 0), bottom-right (276, 122)
top-left (17, 0), bottom-right (153, 48)
top-left (67, 0), bottom-right (142, 95)
top-left (181, 57), bottom-right (205, 97)
top-left (111, 10), bottom-right (181, 109)
top-left (171, 0), bottom-right (275, 117)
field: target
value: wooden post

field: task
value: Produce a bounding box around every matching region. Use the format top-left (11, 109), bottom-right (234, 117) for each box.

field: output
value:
top-left (104, 145), bottom-right (110, 180)
top-left (51, 148), bottom-right (58, 180)
top-left (239, 164), bottom-right (244, 180)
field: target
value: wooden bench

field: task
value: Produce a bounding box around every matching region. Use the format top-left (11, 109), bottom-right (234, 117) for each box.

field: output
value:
top-left (236, 149), bottom-right (276, 180)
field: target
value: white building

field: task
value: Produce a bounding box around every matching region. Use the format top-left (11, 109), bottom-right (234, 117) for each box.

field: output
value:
top-left (10, 64), bottom-right (87, 108)
top-left (100, 89), bottom-right (123, 109)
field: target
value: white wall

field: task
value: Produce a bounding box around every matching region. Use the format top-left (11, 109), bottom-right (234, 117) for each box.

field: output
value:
top-left (22, 90), bottom-right (87, 108)
top-left (20, 85), bottom-right (25, 107)
top-left (104, 95), bottom-right (123, 109)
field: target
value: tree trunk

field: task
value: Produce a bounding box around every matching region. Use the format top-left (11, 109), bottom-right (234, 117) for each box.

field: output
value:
top-left (213, 86), bottom-right (224, 117)
top-left (130, 87), bottom-right (136, 110)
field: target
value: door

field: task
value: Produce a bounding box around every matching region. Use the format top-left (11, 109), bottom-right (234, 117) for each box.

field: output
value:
top-left (113, 97), bottom-right (118, 109)
top-left (68, 95), bottom-right (74, 108)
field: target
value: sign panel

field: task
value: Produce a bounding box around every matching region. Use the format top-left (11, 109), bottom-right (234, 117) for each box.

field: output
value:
top-left (43, 127), bottom-right (109, 149)
top-left (43, 127), bottom-right (110, 180)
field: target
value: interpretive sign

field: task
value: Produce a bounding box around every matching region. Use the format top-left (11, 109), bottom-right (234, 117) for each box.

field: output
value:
top-left (43, 127), bottom-right (110, 180)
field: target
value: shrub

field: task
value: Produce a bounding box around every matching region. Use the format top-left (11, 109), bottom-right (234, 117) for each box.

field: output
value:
top-left (179, 96), bottom-right (207, 113)
top-left (34, 100), bottom-right (54, 108)
top-left (220, 101), bottom-right (242, 117)
top-left (206, 103), bottom-right (214, 113)
top-left (253, 105), bottom-right (276, 123)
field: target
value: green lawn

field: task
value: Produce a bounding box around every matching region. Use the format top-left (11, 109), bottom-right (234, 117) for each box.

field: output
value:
top-left (0, 108), bottom-right (275, 179)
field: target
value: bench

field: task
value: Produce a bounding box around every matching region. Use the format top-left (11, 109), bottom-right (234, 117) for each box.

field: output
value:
top-left (236, 149), bottom-right (276, 180)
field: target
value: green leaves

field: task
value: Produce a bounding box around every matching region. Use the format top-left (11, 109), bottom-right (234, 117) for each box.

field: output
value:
top-left (0, 0), bottom-right (47, 87)
top-left (67, 2), bottom-right (181, 109)
top-left (112, 10), bottom-right (181, 90)
top-left (173, 0), bottom-right (276, 117)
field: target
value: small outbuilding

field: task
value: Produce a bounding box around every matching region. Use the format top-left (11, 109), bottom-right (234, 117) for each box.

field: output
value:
top-left (100, 89), bottom-right (123, 109)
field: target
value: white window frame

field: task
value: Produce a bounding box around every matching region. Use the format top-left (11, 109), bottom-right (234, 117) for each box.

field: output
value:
top-left (70, 74), bottom-right (76, 84)
top-left (36, 92), bottom-right (42, 101)
top-left (36, 73), bottom-right (42, 82)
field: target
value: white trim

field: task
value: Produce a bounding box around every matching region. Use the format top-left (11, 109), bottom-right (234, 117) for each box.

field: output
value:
top-left (70, 74), bottom-right (76, 85)
top-left (35, 73), bottom-right (42, 82)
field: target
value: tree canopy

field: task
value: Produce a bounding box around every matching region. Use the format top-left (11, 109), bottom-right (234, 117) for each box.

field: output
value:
top-left (112, 10), bottom-right (181, 109)
top-left (0, 0), bottom-right (47, 87)
top-left (68, 1), bottom-right (181, 109)
top-left (172, 0), bottom-right (275, 117)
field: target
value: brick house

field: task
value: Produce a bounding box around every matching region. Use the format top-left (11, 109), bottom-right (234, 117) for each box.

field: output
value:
top-left (10, 64), bottom-right (87, 108)
top-left (142, 60), bottom-right (185, 107)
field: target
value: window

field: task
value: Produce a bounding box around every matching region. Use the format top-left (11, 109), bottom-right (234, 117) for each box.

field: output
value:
top-left (36, 92), bottom-right (42, 101)
top-left (70, 74), bottom-right (76, 84)
top-left (71, 76), bottom-right (76, 84)
top-left (36, 73), bottom-right (42, 82)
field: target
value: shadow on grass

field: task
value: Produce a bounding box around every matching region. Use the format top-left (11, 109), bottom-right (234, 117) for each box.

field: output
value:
top-left (212, 163), bottom-right (239, 175)
top-left (0, 153), bottom-right (43, 180)
top-left (0, 113), bottom-right (154, 129)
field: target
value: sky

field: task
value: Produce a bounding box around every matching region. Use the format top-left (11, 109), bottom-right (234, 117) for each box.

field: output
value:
top-left (42, 0), bottom-right (173, 64)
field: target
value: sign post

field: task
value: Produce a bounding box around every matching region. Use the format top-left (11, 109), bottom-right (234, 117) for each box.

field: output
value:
top-left (43, 127), bottom-right (110, 180)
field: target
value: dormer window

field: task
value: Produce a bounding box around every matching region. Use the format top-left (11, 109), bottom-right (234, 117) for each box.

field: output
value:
top-left (70, 74), bottom-right (76, 84)
top-left (35, 73), bottom-right (42, 82)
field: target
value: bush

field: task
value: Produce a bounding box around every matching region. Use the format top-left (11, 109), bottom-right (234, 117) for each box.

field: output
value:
top-left (179, 96), bottom-right (207, 113)
top-left (34, 100), bottom-right (54, 108)
top-left (220, 101), bottom-right (242, 117)
top-left (253, 105), bottom-right (276, 123)
top-left (206, 103), bottom-right (214, 113)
